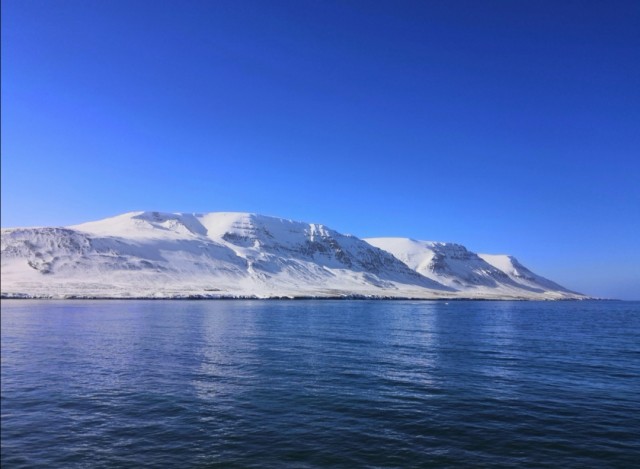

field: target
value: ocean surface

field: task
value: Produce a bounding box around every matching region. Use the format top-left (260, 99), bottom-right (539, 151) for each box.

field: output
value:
top-left (1, 300), bottom-right (639, 468)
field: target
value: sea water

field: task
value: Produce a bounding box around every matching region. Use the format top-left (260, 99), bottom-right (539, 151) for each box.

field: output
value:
top-left (1, 300), bottom-right (639, 467)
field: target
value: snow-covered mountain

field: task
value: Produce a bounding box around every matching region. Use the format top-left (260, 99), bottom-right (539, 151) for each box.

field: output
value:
top-left (365, 238), bottom-right (581, 299)
top-left (1, 211), bottom-right (585, 299)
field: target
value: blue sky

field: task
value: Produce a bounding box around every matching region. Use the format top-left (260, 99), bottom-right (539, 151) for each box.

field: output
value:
top-left (2, 0), bottom-right (639, 299)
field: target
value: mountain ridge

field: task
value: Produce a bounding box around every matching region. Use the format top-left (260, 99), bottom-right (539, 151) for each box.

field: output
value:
top-left (1, 211), bottom-right (587, 300)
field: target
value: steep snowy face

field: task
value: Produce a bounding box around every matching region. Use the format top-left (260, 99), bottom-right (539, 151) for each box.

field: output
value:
top-left (1, 228), bottom-right (93, 275)
top-left (195, 213), bottom-right (449, 290)
top-left (478, 254), bottom-right (576, 294)
top-left (199, 213), bottom-right (435, 277)
top-left (365, 237), bottom-right (583, 297)
top-left (365, 238), bottom-right (514, 288)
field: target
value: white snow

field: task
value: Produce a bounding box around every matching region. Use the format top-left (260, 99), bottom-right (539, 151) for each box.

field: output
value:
top-left (0, 211), bottom-right (586, 299)
top-left (365, 237), bottom-right (582, 299)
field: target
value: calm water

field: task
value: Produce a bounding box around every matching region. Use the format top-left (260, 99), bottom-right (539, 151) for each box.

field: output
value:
top-left (1, 300), bottom-right (639, 468)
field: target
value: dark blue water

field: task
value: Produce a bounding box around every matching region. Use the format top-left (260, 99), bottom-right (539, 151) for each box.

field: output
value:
top-left (2, 300), bottom-right (639, 468)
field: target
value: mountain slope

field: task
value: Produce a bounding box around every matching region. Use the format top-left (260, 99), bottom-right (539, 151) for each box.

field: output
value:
top-left (1, 212), bottom-right (449, 298)
top-left (1, 211), bottom-right (585, 299)
top-left (478, 254), bottom-right (577, 294)
top-left (365, 237), bottom-right (582, 299)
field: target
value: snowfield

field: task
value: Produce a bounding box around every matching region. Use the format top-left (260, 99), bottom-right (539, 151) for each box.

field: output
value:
top-left (1, 211), bottom-right (586, 299)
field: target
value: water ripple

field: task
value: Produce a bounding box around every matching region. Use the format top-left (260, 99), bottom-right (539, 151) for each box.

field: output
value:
top-left (2, 299), bottom-right (639, 467)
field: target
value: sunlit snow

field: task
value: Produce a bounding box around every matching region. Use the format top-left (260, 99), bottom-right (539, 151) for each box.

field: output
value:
top-left (0, 211), bottom-right (585, 299)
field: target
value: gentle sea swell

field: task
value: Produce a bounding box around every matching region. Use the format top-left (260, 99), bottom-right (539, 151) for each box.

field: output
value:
top-left (1, 300), bottom-right (639, 467)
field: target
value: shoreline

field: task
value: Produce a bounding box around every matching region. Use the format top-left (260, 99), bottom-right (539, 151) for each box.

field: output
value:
top-left (0, 293), bottom-right (602, 301)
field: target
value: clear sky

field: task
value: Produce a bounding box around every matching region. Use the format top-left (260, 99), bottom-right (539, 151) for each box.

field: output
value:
top-left (2, 0), bottom-right (639, 299)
